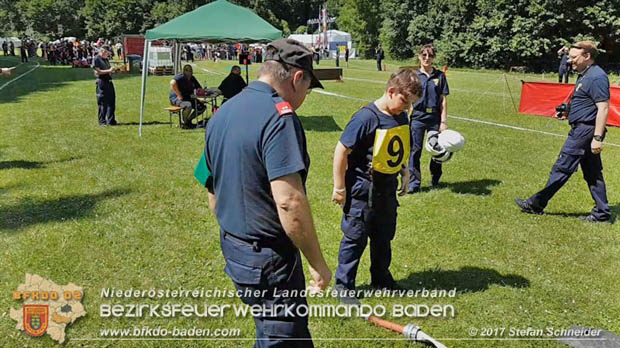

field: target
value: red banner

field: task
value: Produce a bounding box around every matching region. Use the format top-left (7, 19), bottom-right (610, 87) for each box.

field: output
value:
top-left (519, 81), bottom-right (620, 127)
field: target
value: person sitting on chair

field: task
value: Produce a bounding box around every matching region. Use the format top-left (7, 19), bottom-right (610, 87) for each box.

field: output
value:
top-left (169, 64), bottom-right (206, 129)
top-left (217, 65), bottom-right (247, 103)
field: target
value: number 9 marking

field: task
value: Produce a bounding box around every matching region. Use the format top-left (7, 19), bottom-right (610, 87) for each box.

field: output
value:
top-left (386, 135), bottom-right (404, 167)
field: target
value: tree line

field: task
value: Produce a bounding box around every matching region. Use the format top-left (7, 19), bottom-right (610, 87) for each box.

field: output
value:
top-left (1, 0), bottom-right (619, 70)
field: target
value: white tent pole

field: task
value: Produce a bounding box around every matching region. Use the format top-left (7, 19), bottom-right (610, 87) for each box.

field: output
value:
top-left (139, 40), bottom-right (151, 137)
top-left (177, 41), bottom-right (180, 74)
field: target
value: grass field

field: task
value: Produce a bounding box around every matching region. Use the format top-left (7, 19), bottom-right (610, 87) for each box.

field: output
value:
top-left (1, 53), bottom-right (619, 348)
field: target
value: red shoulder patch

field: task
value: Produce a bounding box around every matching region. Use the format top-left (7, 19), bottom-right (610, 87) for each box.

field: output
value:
top-left (275, 102), bottom-right (293, 116)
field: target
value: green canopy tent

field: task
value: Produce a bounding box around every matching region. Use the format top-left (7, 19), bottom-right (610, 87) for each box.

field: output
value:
top-left (139, 0), bottom-right (282, 136)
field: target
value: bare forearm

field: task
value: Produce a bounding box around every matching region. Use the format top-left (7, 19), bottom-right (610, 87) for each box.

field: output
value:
top-left (207, 191), bottom-right (216, 213)
top-left (171, 82), bottom-right (182, 99)
top-left (595, 102), bottom-right (609, 136)
top-left (272, 175), bottom-right (329, 271)
top-left (440, 95), bottom-right (448, 123)
top-left (95, 68), bottom-right (112, 75)
top-left (333, 142), bottom-right (348, 189)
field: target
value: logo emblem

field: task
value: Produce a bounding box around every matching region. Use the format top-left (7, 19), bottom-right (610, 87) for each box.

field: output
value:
top-left (23, 305), bottom-right (48, 337)
top-left (275, 102), bottom-right (293, 116)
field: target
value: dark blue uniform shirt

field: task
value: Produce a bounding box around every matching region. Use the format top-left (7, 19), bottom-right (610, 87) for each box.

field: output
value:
top-left (412, 68), bottom-right (449, 120)
top-left (569, 65), bottom-right (609, 125)
top-left (169, 74), bottom-right (201, 103)
top-left (94, 56), bottom-right (112, 82)
top-left (559, 54), bottom-right (569, 72)
top-left (340, 103), bottom-right (408, 190)
top-left (205, 81), bottom-right (309, 243)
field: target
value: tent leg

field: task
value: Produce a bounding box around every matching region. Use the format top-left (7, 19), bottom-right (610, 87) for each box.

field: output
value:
top-left (139, 40), bottom-right (151, 137)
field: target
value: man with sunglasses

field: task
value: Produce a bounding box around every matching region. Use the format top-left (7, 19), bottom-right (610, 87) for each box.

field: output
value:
top-left (516, 41), bottom-right (611, 223)
top-left (205, 39), bottom-right (331, 347)
top-left (407, 44), bottom-right (450, 193)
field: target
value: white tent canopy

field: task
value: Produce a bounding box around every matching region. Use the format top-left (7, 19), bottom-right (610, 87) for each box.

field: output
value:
top-left (287, 30), bottom-right (355, 58)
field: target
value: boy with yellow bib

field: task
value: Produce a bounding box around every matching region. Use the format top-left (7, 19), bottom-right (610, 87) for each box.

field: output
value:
top-left (332, 68), bottom-right (422, 294)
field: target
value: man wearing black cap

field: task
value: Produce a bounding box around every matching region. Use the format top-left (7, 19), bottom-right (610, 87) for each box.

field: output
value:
top-left (205, 38), bottom-right (331, 347)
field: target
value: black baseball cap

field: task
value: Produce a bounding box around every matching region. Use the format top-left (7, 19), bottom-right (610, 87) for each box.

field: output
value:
top-left (264, 38), bottom-right (324, 89)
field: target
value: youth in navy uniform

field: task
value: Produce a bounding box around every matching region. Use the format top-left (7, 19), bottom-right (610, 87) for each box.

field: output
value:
top-left (332, 68), bottom-right (422, 294)
top-left (558, 47), bottom-right (571, 83)
top-left (205, 39), bottom-right (331, 347)
top-left (169, 64), bottom-right (206, 129)
top-left (516, 41), bottom-right (612, 223)
top-left (407, 44), bottom-right (450, 193)
top-left (93, 46), bottom-right (118, 126)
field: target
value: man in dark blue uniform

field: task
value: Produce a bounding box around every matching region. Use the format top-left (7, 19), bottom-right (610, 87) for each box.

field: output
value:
top-left (169, 64), bottom-right (206, 129)
top-left (93, 46), bottom-right (118, 126)
top-left (516, 41), bottom-right (612, 223)
top-left (332, 68), bottom-right (422, 294)
top-left (407, 44), bottom-right (450, 193)
top-left (558, 47), bottom-right (571, 83)
top-left (375, 45), bottom-right (384, 71)
top-left (205, 39), bottom-right (331, 347)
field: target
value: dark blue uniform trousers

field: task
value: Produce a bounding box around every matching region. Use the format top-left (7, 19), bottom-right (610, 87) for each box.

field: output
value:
top-left (559, 68), bottom-right (569, 83)
top-left (96, 79), bottom-right (116, 125)
top-left (336, 180), bottom-right (397, 290)
top-left (527, 123), bottom-right (610, 220)
top-left (408, 118), bottom-right (442, 190)
top-left (220, 231), bottom-right (313, 348)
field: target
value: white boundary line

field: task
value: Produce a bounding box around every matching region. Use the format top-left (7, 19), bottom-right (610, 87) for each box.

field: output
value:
top-left (199, 67), bottom-right (225, 75)
top-left (313, 89), bottom-right (620, 148)
top-left (0, 62), bottom-right (41, 92)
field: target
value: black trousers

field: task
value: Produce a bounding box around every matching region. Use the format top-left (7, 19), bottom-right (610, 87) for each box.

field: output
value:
top-left (527, 124), bottom-right (610, 220)
top-left (96, 79), bottom-right (116, 125)
top-left (220, 231), bottom-right (313, 348)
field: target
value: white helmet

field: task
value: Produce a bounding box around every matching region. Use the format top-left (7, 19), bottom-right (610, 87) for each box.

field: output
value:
top-left (438, 130), bottom-right (465, 152)
top-left (425, 131), bottom-right (445, 156)
top-left (432, 151), bottom-right (453, 163)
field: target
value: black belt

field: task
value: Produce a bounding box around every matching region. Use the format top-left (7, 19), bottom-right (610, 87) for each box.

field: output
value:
top-left (570, 121), bottom-right (595, 129)
top-left (223, 231), bottom-right (292, 254)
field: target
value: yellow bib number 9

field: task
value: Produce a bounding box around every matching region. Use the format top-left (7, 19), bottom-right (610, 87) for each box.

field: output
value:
top-left (372, 125), bottom-right (410, 174)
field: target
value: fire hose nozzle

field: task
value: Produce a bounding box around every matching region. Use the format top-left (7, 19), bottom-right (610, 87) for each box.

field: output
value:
top-left (403, 323), bottom-right (448, 348)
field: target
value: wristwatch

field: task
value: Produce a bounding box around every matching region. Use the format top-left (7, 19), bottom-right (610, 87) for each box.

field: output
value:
top-left (593, 135), bottom-right (605, 142)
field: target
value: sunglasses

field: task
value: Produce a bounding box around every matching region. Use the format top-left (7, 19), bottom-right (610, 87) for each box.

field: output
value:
top-left (421, 53), bottom-right (435, 58)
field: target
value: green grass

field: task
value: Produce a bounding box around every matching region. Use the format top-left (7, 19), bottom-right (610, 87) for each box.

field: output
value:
top-left (1, 54), bottom-right (619, 348)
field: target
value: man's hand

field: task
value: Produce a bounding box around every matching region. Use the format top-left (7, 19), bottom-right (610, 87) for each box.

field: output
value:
top-left (332, 188), bottom-right (346, 205)
top-left (591, 138), bottom-right (603, 154)
top-left (308, 264), bottom-right (332, 293)
top-left (398, 167), bottom-right (410, 196)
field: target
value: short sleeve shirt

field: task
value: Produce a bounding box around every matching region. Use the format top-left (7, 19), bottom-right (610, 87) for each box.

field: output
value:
top-left (412, 68), bottom-right (449, 121)
top-left (559, 54), bottom-right (569, 71)
top-left (340, 103), bottom-right (408, 186)
top-left (93, 56), bottom-right (112, 82)
top-left (568, 65), bottom-right (609, 125)
top-left (169, 74), bottom-right (202, 102)
top-left (205, 81), bottom-right (309, 243)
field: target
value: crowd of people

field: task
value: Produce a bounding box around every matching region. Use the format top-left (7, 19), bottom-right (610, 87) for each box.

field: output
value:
top-left (179, 43), bottom-right (264, 64)
top-left (1, 37), bottom-right (123, 67)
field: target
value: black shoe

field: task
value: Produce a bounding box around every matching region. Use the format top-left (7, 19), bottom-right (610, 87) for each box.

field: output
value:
top-left (370, 281), bottom-right (402, 291)
top-left (407, 187), bottom-right (420, 194)
top-left (335, 284), bottom-right (361, 305)
top-left (181, 123), bottom-right (197, 129)
top-left (108, 120), bottom-right (118, 126)
top-left (579, 214), bottom-right (611, 224)
top-left (515, 198), bottom-right (543, 215)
